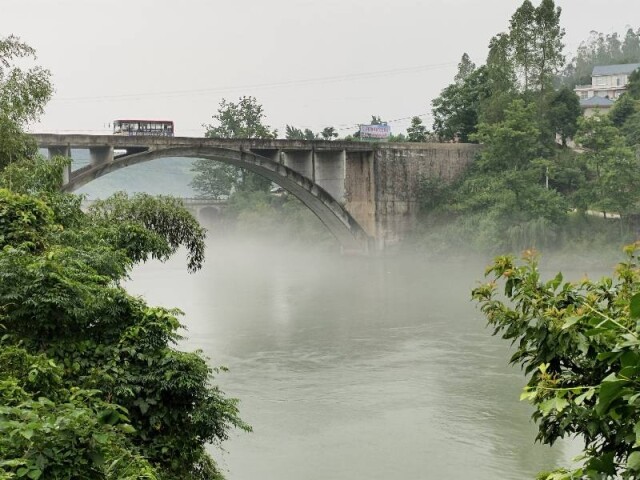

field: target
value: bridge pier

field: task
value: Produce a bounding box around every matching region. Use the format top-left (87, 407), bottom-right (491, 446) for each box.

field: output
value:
top-left (314, 150), bottom-right (345, 203)
top-left (89, 146), bottom-right (114, 165)
top-left (282, 150), bottom-right (313, 180)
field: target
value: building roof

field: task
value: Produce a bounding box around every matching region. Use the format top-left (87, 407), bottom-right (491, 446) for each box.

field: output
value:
top-left (592, 63), bottom-right (640, 76)
top-left (580, 96), bottom-right (615, 108)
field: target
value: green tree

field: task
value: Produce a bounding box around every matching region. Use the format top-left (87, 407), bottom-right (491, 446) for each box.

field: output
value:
top-left (622, 112), bottom-right (640, 146)
top-left (549, 86), bottom-right (581, 145)
top-left (320, 126), bottom-right (338, 140)
top-left (191, 96), bottom-right (274, 198)
top-left (203, 96), bottom-right (276, 139)
top-left (509, 0), bottom-right (537, 91)
top-left (623, 27), bottom-right (640, 61)
top-left (473, 245), bottom-right (640, 479)
top-left (480, 33), bottom-right (517, 124)
top-left (610, 93), bottom-right (637, 127)
top-left (454, 52), bottom-right (476, 84)
top-left (531, 0), bottom-right (565, 95)
top-left (576, 115), bottom-right (640, 218)
top-left (628, 68), bottom-right (640, 99)
top-left (0, 35), bottom-right (53, 168)
top-left (0, 157), bottom-right (250, 479)
top-left (406, 116), bottom-right (428, 142)
top-left (432, 64), bottom-right (489, 142)
top-left (285, 125), bottom-right (317, 140)
top-left (472, 99), bottom-right (542, 172)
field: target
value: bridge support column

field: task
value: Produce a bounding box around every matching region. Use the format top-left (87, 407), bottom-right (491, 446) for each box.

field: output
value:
top-left (47, 146), bottom-right (72, 185)
top-left (89, 146), bottom-right (113, 165)
top-left (313, 150), bottom-right (346, 203)
top-left (282, 151), bottom-right (313, 180)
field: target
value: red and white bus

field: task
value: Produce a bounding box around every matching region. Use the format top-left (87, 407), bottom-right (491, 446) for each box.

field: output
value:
top-left (113, 119), bottom-right (174, 136)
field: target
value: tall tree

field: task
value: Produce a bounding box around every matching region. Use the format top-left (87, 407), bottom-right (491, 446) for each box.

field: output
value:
top-left (549, 86), bottom-right (581, 145)
top-left (320, 126), bottom-right (338, 140)
top-left (480, 33), bottom-right (517, 124)
top-left (576, 115), bottom-right (640, 217)
top-left (454, 53), bottom-right (476, 84)
top-left (472, 99), bottom-right (541, 172)
top-left (203, 96), bottom-right (276, 139)
top-left (509, 0), bottom-right (537, 91)
top-left (191, 96), bottom-right (274, 198)
top-left (622, 27), bottom-right (640, 62)
top-left (531, 0), bottom-right (565, 95)
top-left (285, 125), bottom-right (318, 140)
top-left (406, 116), bottom-right (428, 142)
top-left (432, 65), bottom-right (489, 142)
top-left (0, 35), bottom-right (53, 169)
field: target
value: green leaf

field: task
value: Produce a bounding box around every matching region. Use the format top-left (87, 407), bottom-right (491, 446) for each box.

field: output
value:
top-left (628, 451), bottom-right (640, 471)
top-left (92, 433), bottom-right (108, 444)
top-left (554, 397), bottom-right (569, 412)
top-left (631, 293), bottom-right (640, 319)
top-left (596, 380), bottom-right (626, 415)
top-left (561, 316), bottom-right (580, 330)
top-left (27, 469), bottom-right (42, 480)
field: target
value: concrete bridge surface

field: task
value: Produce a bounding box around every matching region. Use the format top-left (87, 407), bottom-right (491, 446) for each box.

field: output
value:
top-left (33, 134), bottom-right (480, 253)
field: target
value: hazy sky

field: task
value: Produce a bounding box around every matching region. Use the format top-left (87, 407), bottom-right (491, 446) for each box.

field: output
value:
top-left (2, 0), bottom-right (639, 137)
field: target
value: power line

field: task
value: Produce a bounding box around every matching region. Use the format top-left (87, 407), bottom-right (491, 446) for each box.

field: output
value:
top-left (51, 62), bottom-right (456, 103)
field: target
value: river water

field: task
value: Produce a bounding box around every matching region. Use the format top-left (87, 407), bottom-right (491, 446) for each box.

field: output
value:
top-left (126, 238), bottom-right (581, 480)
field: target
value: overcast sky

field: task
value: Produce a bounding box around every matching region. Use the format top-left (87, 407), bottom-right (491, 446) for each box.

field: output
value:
top-left (2, 0), bottom-right (639, 137)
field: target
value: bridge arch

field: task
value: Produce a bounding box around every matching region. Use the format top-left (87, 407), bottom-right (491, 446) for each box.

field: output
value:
top-left (64, 146), bottom-right (372, 253)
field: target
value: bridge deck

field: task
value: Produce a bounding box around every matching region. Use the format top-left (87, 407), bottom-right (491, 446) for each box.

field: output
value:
top-left (32, 134), bottom-right (377, 152)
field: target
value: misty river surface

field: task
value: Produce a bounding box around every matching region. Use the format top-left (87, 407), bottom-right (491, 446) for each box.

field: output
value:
top-left (126, 239), bottom-right (581, 480)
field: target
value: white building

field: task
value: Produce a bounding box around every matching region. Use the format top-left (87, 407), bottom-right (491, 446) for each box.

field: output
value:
top-left (575, 63), bottom-right (640, 116)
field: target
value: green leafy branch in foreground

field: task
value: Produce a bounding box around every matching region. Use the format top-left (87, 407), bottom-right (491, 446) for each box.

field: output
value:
top-left (473, 245), bottom-right (640, 479)
top-left (0, 157), bottom-right (249, 479)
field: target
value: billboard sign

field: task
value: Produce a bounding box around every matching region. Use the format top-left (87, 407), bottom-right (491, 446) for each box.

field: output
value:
top-left (359, 123), bottom-right (391, 139)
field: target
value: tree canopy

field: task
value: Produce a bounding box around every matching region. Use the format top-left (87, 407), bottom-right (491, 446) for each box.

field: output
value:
top-left (0, 35), bottom-right (53, 169)
top-left (191, 96), bottom-right (274, 198)
top-left (0, 38), bottom-right (249, 480)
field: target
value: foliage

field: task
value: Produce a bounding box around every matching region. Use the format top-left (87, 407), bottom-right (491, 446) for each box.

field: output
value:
top-left (285, 125), bottom-right (317, 140)
top-left (629, 69), bottom-right (640, 99)
top-left (320, 126), bottom-right (338, 141)
top-left (575, 115), bottom-right (640, 218)
top-left (472, 99), bottom-right (542, 172)
top-left (87, 192), bottom-right (206, 273)
top-left (473, 244), bottom-right (640, 479)
top-left (406, 116), bottom-right (428, 142)
top-left (432, 60), bottom-right (488, 142)
top-left (549, 86), bottom-right (581, 146)
top-left (192, 96), bottom-right (275, 198)
top-left (0, 35), bottom-right (53, 169)
top-left (610, 93), bottom-right (638, 127)
top-left (203, 96), bottom-right (276, 140)
top-left (0, 158), bottom-right (249, 479)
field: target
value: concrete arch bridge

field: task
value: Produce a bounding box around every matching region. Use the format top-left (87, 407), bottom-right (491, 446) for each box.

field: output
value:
top-left (33, 134), bottom-right (479, 253)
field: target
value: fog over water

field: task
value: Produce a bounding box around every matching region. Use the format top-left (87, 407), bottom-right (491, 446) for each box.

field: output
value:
top-left (125, 235), bottom-right (590, 480)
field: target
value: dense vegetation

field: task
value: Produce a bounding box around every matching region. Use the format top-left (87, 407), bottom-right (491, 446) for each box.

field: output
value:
top-left (420, 2), bottom-right (640, 255)
top-left (0, 35), bottom-right (248, 479)
top-left (461, 3), bottom-right (640, 479)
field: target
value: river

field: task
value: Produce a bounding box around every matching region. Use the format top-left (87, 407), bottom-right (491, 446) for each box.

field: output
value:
top-left (125, 238), bottom-right (581, 480)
